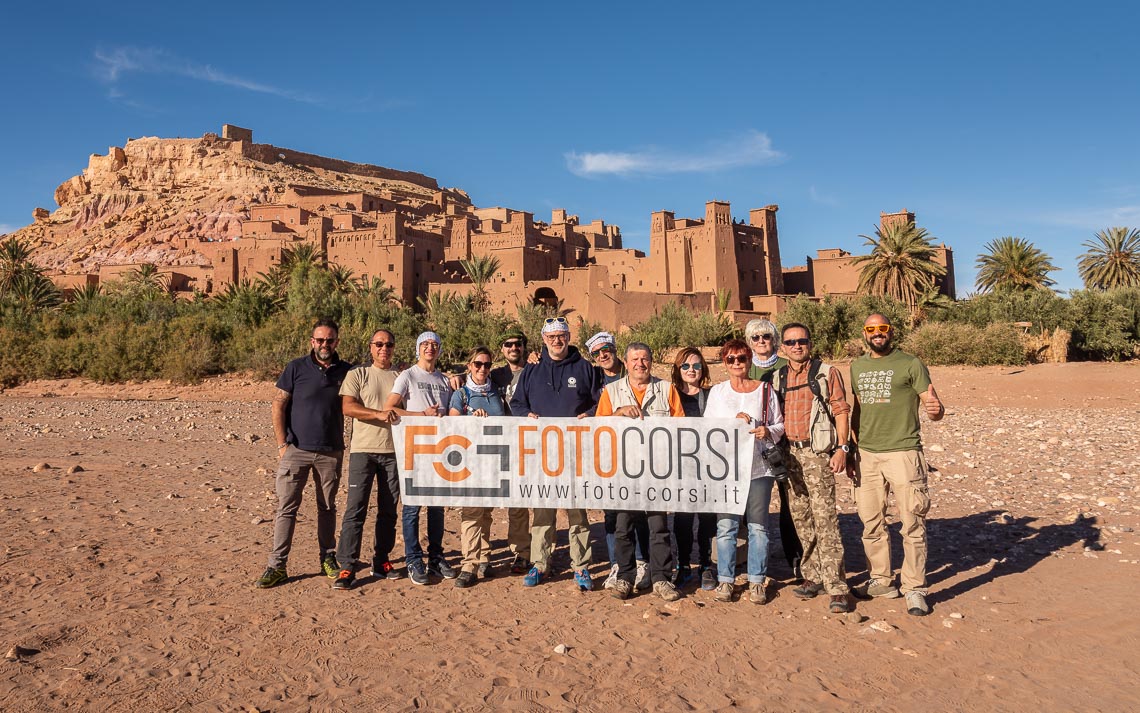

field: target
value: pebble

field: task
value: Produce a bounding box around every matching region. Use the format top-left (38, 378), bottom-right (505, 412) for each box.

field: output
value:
top-left (553, 644), bottom-right (568, 654)
top-left (949, 612), bottom-right (965, 619)
top-left (251, 517), bottom-right (266, 525)
top-left (942, 619), bottom-right (954, 628)
top-left (845, 612), bottom-right (866, 624)
top-left (5, 646), bottom-right (35, 661)
top-left (66, 465), bottom-right (84, 474)
top-left (32, 463), bottom-right (51, 472)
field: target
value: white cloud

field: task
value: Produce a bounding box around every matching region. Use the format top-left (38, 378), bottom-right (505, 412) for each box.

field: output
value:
top-left (565, 130), bottom-right (783, 177)
top-left (93, 46), bottom-right (321, 104)
top-left (808, 185), bottom-right (838, 207)
top-left (1040, 205), bottom-right (1140, 229)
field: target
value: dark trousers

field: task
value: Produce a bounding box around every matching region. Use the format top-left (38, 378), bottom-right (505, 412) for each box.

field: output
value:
top-left (403, 505), bottom-right (445, 565)
top-left (615, 511), bottom-right (673, 585)
top-left (335, 452), bottom-right (399, 569)
top-left (777, 478), bottom-right (804, 576)
top-left (604, 510), bottom-right (648, 563)
top-left (673, 512), bottom-right (716, 570)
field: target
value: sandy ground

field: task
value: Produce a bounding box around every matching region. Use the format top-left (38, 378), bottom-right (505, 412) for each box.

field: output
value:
top-left (1, 362), bottom-right (1139, 712)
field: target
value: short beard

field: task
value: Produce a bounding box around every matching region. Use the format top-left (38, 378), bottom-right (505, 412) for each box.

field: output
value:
top-left (867, 338), bottom-right (892, 355)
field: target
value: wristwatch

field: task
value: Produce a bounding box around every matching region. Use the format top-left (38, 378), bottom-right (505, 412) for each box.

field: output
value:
top-left (839, 444), bottom-right (850, 453)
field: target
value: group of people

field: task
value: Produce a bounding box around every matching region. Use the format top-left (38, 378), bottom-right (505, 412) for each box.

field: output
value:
top-left (255, 311), bottom-right (943, 616)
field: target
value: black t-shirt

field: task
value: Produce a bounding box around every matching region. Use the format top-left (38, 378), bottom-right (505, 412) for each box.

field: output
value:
top-left (679, 391), bottom-right (702, 418)
top-left (276, 352), bottom-right (351, 451)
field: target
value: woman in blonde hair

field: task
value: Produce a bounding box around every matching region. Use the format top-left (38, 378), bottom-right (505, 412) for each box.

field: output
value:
top-left (448, 345), bottom-right (507, 588)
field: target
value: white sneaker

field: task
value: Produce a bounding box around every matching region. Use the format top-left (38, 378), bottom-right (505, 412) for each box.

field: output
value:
top-left (635, 560), bottom-right (650, 591)
top-left (905, 591), bottom-right (930, 617)
top-left (603, 563), bottom-right (620, 590)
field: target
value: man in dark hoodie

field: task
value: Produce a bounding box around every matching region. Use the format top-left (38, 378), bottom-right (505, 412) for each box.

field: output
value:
top-left (510, 316), bottom-right (602, 592)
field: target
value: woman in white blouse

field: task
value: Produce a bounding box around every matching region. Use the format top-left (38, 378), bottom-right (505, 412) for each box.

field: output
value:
top-left (703, 338), bottom-right (785, 604)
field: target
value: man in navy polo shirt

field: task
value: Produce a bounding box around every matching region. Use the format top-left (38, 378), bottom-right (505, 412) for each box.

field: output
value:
top-left (256, 318), bottom-right (352, 589)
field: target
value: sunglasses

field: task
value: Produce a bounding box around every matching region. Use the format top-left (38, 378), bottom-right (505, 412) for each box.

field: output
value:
top-left (864, 324), bottom-right (891, 335)
top-left (679, 362), bottom-right (703, 372)
top-left (590, 346), bottom-right (615, 358)
top-left (750, 334), bottom-right (774, 342)
top-left (502, 340), bottom-right (524, 349)
top-left (311, 337), bottom-right (338, 344)
top-left (371, 341), bottom-right (395, 349)
top-left (544, 317), bottom-right (568, 325)
top-left (783, 338), bottom-right (810, 347)
top-left (471, 360), bottom-right (492, 369)
top-left (723, 354), bottom-right (750, 365)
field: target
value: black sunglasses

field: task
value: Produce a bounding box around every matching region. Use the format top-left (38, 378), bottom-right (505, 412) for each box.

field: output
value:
top-left (312, 337), bottom-right (338, 344)
top-left (723, 354), bottom-right (750, 365)
top-left (679, 363), bottom-right (703, 371)
top-left (371, 341), bottom-right (396, 348)
top-left (502, 340), bottom-right (524, 349)
top-left (782, 338), bottom-right (810, 347)
top-left (750, 334), bottom-right (774, 342)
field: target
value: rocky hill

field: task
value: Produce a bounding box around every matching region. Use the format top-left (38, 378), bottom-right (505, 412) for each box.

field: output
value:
top-left (9, 127), bottom-right (453, 273)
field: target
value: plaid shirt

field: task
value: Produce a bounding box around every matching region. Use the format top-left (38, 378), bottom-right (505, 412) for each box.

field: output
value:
top-left (782, 360), bottom-right (851, 443)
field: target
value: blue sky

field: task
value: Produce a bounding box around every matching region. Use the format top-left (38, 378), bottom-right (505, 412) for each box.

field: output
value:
top-left (2, 1), bottom-right (1138, 293)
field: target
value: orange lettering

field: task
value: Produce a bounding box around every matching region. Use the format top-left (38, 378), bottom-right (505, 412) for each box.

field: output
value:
top-left (404, 425), bottom-right (439, 469)
top-left (518, 425), bottom-right (538, 476)
top-left (566, 426), bottom-right (590, 477)
top-left (541, 426), bottom-right (564, 476)
top-left (593, 426), bottom-right (617, 478)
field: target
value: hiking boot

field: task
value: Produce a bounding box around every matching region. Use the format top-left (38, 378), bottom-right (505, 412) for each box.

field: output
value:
top-left (829, 594), bottom-right (852, 613)
top-left (700, 567), bottom-right (717, 592)
top-left (610, 578), bottom-right (633, 600)
top-left (575, 568), bottom-right (594, 592)
top-left (371, 561), bottom-right (403, 580)
top-left (510, 555), bottom-right (530, 575)
top-left (654, 580), bottom-right (681, 602)
top-left (428, 560), bottom-right (457, 580)
top-left (477, 562), bottom-right (493, 579)
top-left (455, 571), bottom-right (476, 589)
top-left (905, 591), bottom-right (930, 617)
top-left (255, 567), bottom-right (287, 589)
top-left (673, 566), bottom-right (693, 588)
top-left (320, 555), bottom-right (339, 579)
top-left (408, 562), bottom-right (429, 586)
top-left (634, 560), bottom-right (651, 591)
top-left (792, 580), bottom-right (823, 599)
top-left (523, 565), bottom-right (544, 587)
top-left (748, 581), bottom-right (768, 605)
top-left (332, 569), bottom-right (355, 591)
top-left (855, 579), bottom-right (900, 599)
top-left (715, 581), bottom-right (734, 602)
top-left (603, 563), bottom-right (620, 590)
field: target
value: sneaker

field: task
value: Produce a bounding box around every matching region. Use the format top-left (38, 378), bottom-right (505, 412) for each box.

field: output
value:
top-left (829, 594), bottom-right (852, 614)
top-left (575, 568), bottom-right (593, 592)
top-left (255, 567), bottom-right (287, 589)
top-left (634, 560), bottom-right (651, 591)
top-left (428, 560), bottom-right (457, 580)
top-left (673, 566), bottom-right (692, 588)
top-left (332, 569), bottom-right (355, 591)
top-left (855, 579), bottom-right (900, 599)
top-left (371, 561), bottom-right (403, 580)
top-left (455, 571), bottom-right (476, 589)
top-left (510, 555), bottom-right (530, 574)
top-left (715, 581), bottom-right (734, 602)
top-left (700, 567), bottom-right (717, 592)
top-left (748, 581), bottom-right (768, 605)
top-left (905, 591), bottom-right (930, 617)
top-left (610, 578), bottom-right (633, 600)
top-left (477, 562), bottom-right (493, 579)
top-left (792, 580), bottom-right (823, 599)
top-left (654, 580), bottom-right (681, 602)
top-left (408, 562), bottom-right (429, 586)
top-left (603, 563), bottom-right (620, 590)
top-left (320, 555), bottom-right (339, 579)
top-left (523, 565), bottom-right (544, 587)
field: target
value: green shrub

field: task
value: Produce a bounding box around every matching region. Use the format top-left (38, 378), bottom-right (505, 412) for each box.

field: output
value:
top-left (902, 322), bottom-right (1027, 366)
top-left (622, 302), bottom-right (738, 356)
top-left (1067, 290), bottom-right (1136, 361)
top-left (778, 294), bottom-right (909, 358)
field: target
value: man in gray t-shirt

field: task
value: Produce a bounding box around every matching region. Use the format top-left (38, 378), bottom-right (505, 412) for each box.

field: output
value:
top-left (383, 331), bottom-right (455, 585)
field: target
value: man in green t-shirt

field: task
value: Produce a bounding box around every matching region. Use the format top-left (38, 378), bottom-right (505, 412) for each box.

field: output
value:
top-left (848, 313), bottom-right (944, 617)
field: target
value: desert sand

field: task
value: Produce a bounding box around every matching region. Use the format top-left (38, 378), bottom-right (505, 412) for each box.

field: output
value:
top-left (1, 362), bottom-right (1138, 711)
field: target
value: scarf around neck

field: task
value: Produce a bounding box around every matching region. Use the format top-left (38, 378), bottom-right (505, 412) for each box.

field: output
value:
top-left (464, 376), bottom-right (493, 396)
top-left (753, 353), bottom-right (779, 368)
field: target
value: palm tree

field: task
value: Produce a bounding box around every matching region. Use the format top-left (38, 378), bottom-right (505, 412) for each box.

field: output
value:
top-left (327, 264), bottom-right (356, 294)
top-left (6, 271), bottom-right (61, 310)
top-left (1078, 227), bottom-right (1140, 290)
top-left (459, 255), bottom-right (502, 312)
top-left (68, 282), bottom-right (102, 307)
top-left (0, 237), bottom-right (38, 292)
top-left (417, 290), bottom-right (462, 330)
top-left (354, 276), bottom-right (400, 306)
top-left (852, 223), bottom-right (947, 308)
top-left (974, 236), bottom-right (1058, 293)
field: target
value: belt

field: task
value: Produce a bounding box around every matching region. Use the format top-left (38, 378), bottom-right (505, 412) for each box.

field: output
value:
top-left (789, 439), bottom-right (812, 449)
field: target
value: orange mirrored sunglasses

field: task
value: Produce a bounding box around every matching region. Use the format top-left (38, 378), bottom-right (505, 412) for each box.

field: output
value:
top-left (863, 324), bottom-right (891, 335)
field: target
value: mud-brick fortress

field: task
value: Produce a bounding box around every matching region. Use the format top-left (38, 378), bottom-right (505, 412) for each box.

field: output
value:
top-left (38, 125), bottom-right (955, 329)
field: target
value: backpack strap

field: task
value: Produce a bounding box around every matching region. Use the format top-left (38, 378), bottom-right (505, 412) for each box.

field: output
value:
top-left (775, 364), bottom-right (789, 407)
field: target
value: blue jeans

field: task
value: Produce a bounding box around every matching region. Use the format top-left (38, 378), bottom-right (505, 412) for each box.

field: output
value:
top-left (716, 477), bottom-right (774, 584)
top-left (402, 504), bottom-right (444, 567)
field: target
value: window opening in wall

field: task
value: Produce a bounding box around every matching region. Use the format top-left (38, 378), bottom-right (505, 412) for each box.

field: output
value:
top-left (388, 264), bottom-right (394, 272)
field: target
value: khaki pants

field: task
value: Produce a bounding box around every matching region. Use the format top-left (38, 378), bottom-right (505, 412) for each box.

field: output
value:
top-left (267, 446), bottom-right (342, 569)
top-left (854, 449), bottom-right (931, 594)
top-left (787, 446), bottom-right (849, 595)
top-left (459, 507), bottom-right (493, 573)
top-left (530, 508), bottom-right (592, 571)
top-left (507, 508), bottom-right (531, 558)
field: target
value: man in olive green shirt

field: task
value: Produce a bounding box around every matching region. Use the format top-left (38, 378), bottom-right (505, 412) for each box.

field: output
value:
top-left (848, 313), bottom-right (944, 616)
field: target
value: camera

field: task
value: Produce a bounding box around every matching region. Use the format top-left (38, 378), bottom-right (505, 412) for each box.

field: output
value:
top-left (761, 445), bottom-right (789, 482)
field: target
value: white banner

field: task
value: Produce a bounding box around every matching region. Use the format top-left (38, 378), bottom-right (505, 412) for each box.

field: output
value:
top-left (393, 416), bottom-right (755, 514)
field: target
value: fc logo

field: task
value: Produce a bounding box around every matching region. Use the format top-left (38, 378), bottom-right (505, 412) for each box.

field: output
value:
top-left (404, 425), bottom-right (512, 484)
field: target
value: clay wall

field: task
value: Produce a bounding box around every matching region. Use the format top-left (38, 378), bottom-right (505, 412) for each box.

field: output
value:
top-left (221, 124), bottom-right (253, 142)
top-left (249, 205), bottom-right (311, 225)
top-left (242, 144), bottom-right (439, 191)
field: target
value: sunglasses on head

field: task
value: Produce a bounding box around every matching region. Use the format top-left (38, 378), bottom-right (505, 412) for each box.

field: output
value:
top-left (783, 338), bottom-right (810, 347)
top-left (679, 362), bottom-right (703, 372)
top-left (312, 337), bottom-right (338, 344)
top-left (864, 324), bottom-right (891, 335)
top-left (502, 340), bottom-right (524, 349)
top-left (750, 334), bottom-right (774, 342)
top-left (590, 346), bottom-right (615, 358)
top-left (723, 354), bottom-right (750, 365)
top-left (371, 340), bottom-right (395, 348)
top-left (544, 317), bottom-right (568, 325)
top-left (471, 360), bottom-right (492, 369)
